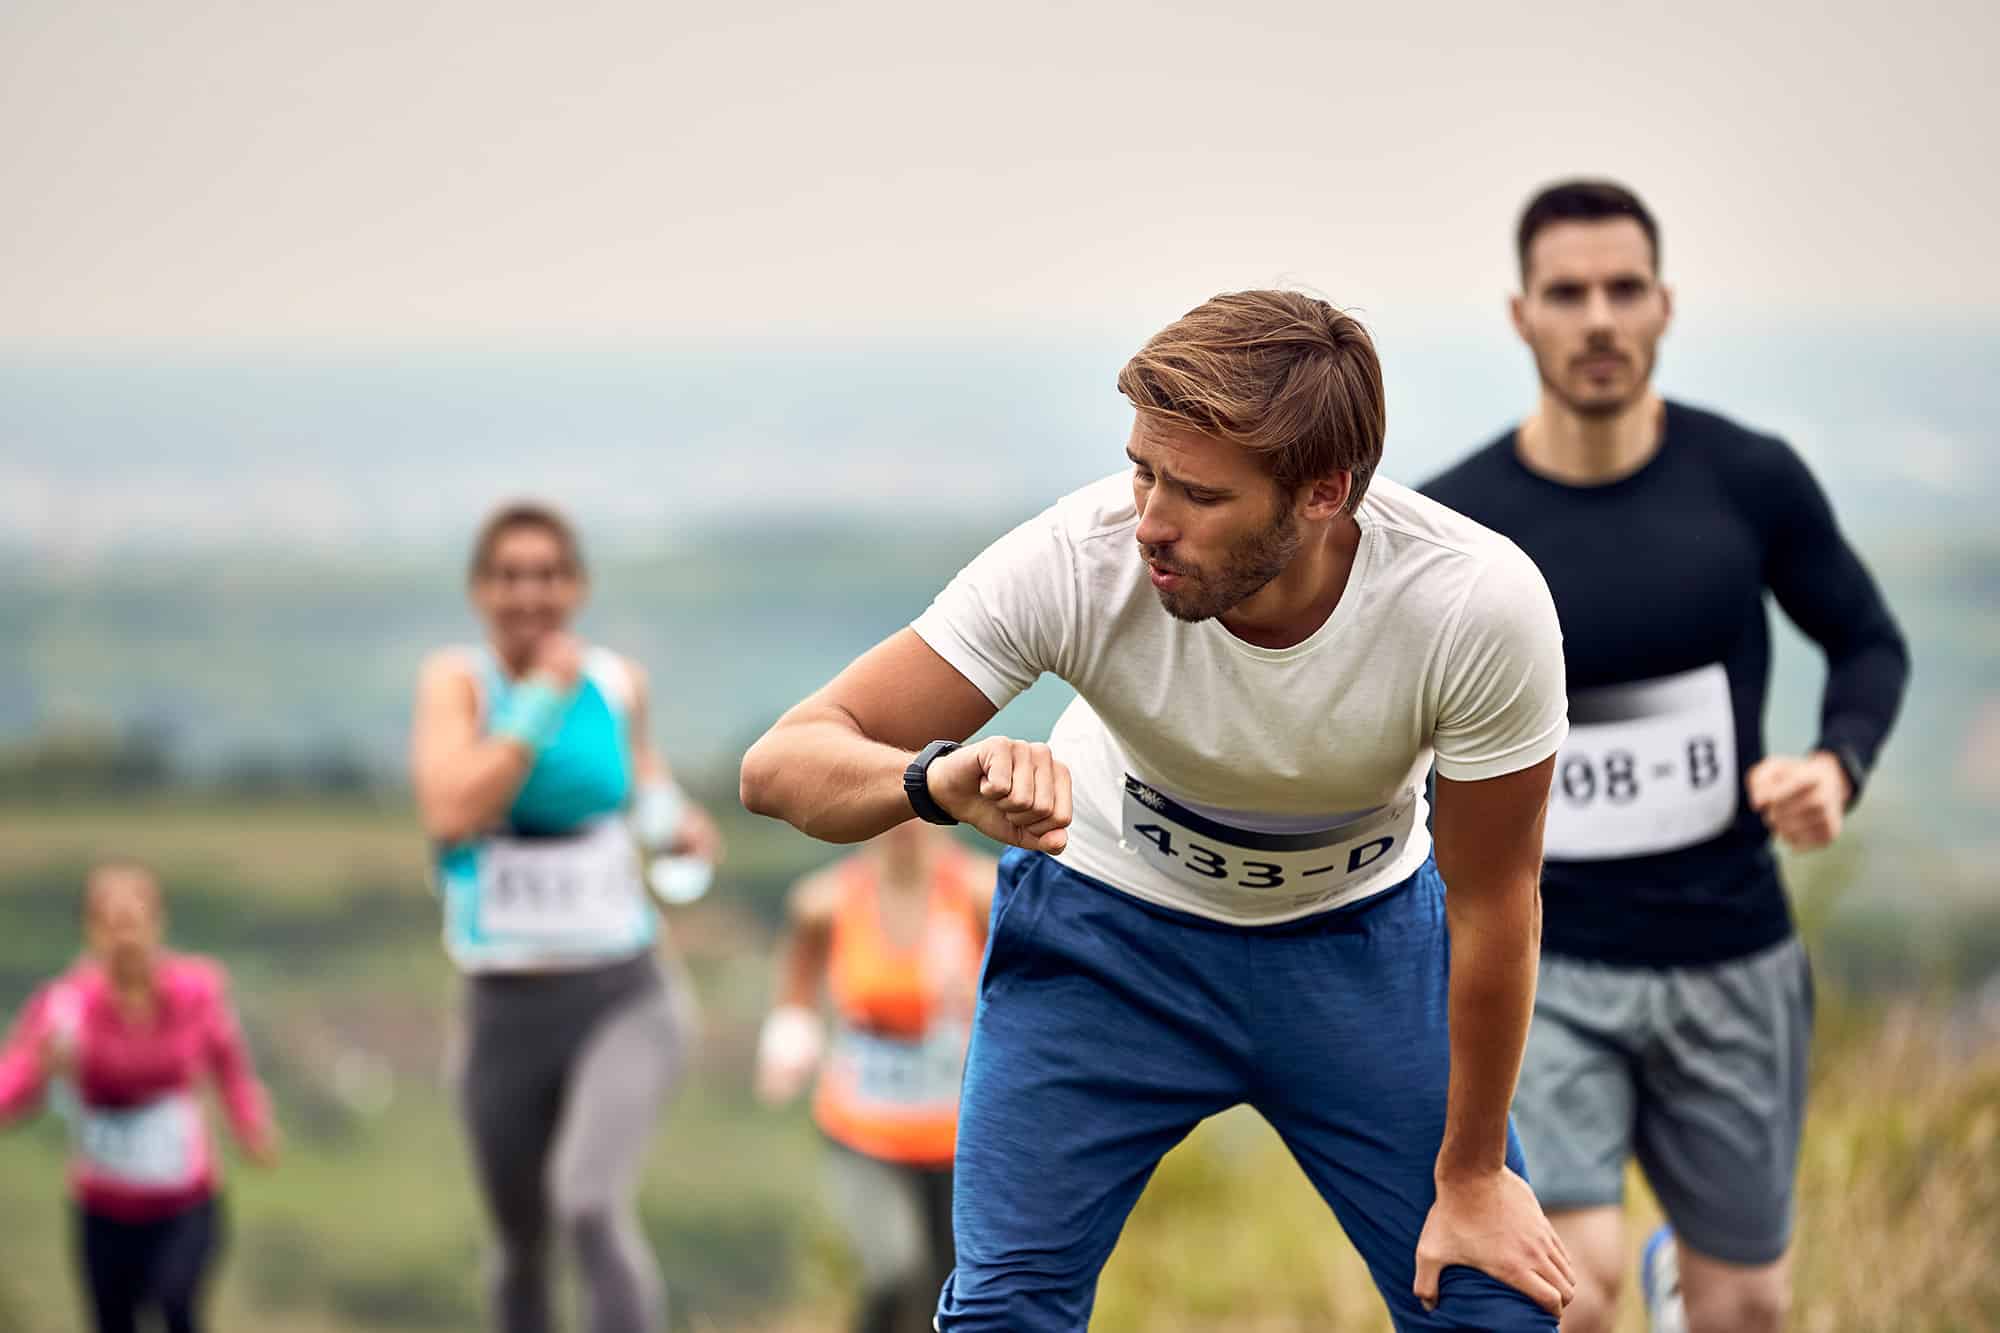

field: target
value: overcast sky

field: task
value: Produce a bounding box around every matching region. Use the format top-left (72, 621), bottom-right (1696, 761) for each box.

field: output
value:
top-left (2, 0), bottom-right (1994, 344)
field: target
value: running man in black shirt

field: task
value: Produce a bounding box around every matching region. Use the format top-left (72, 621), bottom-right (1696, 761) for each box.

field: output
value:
top-left (1423, 181), bottom-right (1908, 1333)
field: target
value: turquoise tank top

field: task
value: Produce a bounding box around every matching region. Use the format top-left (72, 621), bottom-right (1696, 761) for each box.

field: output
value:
top-left (436, 645), bottom-right (658, 972)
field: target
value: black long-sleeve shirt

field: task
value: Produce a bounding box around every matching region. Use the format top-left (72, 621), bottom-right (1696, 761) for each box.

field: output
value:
top-left (1422, 401), bottom-right (1910, 966)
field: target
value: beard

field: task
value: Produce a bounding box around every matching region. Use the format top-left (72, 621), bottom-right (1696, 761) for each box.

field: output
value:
top-left (1142, 503), bottom-right (1302, 623)
top-left (1536, 336), bottom-right (1657, 419)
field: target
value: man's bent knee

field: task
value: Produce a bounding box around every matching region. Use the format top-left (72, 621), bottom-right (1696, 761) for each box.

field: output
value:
top-left (936, 1263), bottom-right (1097, 1332)
top-left (1681, 1248), bottom-right (1790, 1333)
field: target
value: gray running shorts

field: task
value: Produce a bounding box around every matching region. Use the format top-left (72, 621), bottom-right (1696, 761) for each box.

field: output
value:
top-left (1512, 935), bottom-right (1813, 1266)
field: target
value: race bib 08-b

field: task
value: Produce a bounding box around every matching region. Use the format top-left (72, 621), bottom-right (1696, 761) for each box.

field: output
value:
top-left (1543, 663), bottom-right (1739, 861)
top-left (1119, 775), bottom-right (1415, 906)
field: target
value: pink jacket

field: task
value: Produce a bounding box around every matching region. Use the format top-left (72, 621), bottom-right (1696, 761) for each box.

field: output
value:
top-left (0, 954), bottom-right (274, 1221)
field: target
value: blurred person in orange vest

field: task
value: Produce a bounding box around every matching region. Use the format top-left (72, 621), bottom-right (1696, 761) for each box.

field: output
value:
top-left (755, 820), bottom-right (996, 1333)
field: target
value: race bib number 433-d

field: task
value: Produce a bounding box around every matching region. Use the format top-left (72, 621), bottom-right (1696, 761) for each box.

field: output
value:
top-left (1119, 775), bottom-right (1414, 906)
top-left (1543, 663), bottom-right (1738, 861)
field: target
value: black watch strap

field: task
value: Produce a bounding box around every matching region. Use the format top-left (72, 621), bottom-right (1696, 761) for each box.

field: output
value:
top-left (904, 740), bottom-right (962, 826)
top-left (1828, 742), bottom-right (1868, 811)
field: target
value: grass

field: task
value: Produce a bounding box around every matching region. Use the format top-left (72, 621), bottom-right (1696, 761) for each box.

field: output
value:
top-left (2, 801), bottom-right (1997, 1331)
top-left (1089, 992), bottom-right (2000, 1333)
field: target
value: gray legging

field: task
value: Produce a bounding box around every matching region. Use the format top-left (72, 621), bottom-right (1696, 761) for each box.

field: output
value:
top-left (457, 951), bottom-right (686, 1333)
top-left (823, 1141), bottom-right (955, 1333)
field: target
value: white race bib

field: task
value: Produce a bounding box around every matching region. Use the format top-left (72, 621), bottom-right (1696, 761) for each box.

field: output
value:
top-left (1543, 664), bottom-right (1739, 861)
top-left (830, 1023), bottom-right (968, 1110)
top-left (1118, 775), bottom-right (1416, 911)
top-left (477, 819), bottom-right (647, 942)
top-left (75, 1093), bottom-right (199, 1188)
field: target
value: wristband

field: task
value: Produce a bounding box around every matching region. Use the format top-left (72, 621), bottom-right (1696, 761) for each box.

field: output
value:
top-left (632, 781), bottom-right (688, 850)
top-left (647, 854), bottom-right (712, 905)
top-left (490, 678), bottom-right (569, 752)
top-left (756, 1005), bottom-right (824, 1074)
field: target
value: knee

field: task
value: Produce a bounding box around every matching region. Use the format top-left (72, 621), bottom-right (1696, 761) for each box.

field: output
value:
top-left (1556, 1267), bottom-right (1622, 1333)
top-left (1685, 1274), bottom-right (1789, 1333)
top-left (1425, 1266), bottom-right (1562, 1332)
top-left (936, 1263), bottom-right (1092, 1331)
top-left (554, 1196), bottom-right (620, 1250)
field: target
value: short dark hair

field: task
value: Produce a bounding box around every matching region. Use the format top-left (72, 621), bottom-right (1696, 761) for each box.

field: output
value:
top-left (1116, 290), bottom-right (1385, 514)
top-left (1517, 180), bottom-right (1660, 279)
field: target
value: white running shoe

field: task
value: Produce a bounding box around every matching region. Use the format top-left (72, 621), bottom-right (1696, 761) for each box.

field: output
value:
top-left (1641, 1224), bottom-right (1689, 1333)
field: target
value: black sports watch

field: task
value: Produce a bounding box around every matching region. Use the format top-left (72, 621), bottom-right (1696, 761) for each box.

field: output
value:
top-left (904, 740), bottom-right (963, 826)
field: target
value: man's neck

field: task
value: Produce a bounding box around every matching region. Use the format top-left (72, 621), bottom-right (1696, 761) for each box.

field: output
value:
top-left (1220, 514), bottom-right (1362, 651)
top-left (1517, 391), bottom-right (1664, 485)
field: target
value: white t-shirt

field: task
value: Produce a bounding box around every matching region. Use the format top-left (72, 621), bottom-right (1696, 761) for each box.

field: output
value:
top-left (911, 472), bottom-right (1568, 925)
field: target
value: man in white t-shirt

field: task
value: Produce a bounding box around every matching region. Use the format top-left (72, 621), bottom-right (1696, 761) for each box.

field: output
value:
top-left (741, 290), bottom-right (1577, 1331)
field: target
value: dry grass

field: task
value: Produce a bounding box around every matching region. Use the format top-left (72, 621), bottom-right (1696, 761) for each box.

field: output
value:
top-left (0, 801), bottom-right (427, 900)
top-left (752, 1002), bottom-right (2000, 1332)
top-left (4, 804), bottom-right (1994, 1331)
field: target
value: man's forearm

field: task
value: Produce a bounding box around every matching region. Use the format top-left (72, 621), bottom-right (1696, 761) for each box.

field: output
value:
top-left (1435, 871), bottom-right (1540, 1181)
top-left (740, 708), bottom-right (916, 843)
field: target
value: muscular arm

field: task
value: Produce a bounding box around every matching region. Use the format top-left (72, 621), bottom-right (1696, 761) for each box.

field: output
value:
top-left (1430, 755), bottom-right (1553, 1181)
top-left (739, 630), bottom-right (1002, 843)
top-left (408, 652), bottom-right (536, 843)
top-left (1413, 754), bottom-right (1571, 1315)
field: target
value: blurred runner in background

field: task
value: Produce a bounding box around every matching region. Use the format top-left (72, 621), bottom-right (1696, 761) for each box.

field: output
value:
top-left (0, 859), bottom-right (279, 1333)
top-left (409, 500), bottom-right (723, 1333)
top-left (1423, 180), bottom-right (1910, 1333)
top-left (755, 821), bottom-right (996, 1333)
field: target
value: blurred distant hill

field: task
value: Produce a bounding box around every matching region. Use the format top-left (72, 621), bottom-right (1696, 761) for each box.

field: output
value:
top-left (3, 322), bottom-right (1993, 562)
top-left (3, 324), bottom-right (1996, 890)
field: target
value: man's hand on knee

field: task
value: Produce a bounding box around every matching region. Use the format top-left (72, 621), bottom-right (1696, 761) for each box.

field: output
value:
top-left (1415, 1167), bottom-right (1577, 1317)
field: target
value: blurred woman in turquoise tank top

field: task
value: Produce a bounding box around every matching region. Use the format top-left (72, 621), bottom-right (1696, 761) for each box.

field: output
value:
top-left (409, 501), bottom-right (722, 1333)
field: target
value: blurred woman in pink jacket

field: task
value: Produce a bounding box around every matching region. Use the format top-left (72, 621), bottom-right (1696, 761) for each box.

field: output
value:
top-left (0, 859), bottom-right (279, 1333)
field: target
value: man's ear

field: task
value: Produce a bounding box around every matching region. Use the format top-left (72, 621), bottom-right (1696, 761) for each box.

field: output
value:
top-left (1300, 470), bottom-right (1354, 520)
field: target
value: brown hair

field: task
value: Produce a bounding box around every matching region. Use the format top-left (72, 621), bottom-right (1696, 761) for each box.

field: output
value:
top-left (467, 501), bottom-right (587, 584)
top-left (1116, 290), bottom-right (1385, 514)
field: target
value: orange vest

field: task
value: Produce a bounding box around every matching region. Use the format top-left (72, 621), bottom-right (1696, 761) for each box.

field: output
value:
top-left (811, 849), bottom-right (984, 1166)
